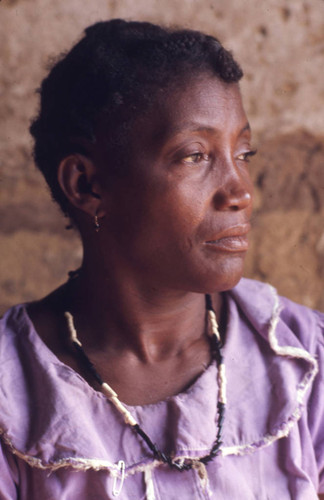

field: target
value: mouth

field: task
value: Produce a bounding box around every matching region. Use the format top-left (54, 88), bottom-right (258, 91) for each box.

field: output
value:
top-left (204, 223), bottom-right (251, 252)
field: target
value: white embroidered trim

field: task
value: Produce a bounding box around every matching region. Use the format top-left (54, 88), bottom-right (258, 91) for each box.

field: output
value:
top-left (144, 467), bottom-right (156, 500)
top-left (192, 461), bottom-right (212, 498)
top-left (0, 285), bottom-right (319, 476)
top-left (0, 429), bottom-right (119, 474)
top-left (221, 285), bottom-right (318, 457)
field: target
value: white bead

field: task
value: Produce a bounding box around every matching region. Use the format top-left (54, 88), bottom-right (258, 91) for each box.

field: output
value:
top-left (208, 310), bottom-right (221, 343)
top-left (111, 397), bottom-right (138, 426)
top-left (64, 312), bottom-right (82, 346)
top-left (102, 382), bottom-right (118, 399)
top-left (217, 363), bottom-right (227, 405)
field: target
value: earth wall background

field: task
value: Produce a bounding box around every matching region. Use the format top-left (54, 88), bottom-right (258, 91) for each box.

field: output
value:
top-left (0, 0), bottom-right (323, 313)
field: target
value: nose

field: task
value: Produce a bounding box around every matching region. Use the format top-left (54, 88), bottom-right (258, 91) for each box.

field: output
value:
top-left (212, 161), bottom-right (253, 211)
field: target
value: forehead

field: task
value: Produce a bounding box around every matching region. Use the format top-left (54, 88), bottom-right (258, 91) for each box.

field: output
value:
top-left (93, 75), bottom-right (249, 172)
top-left (131, 76), bottom-right (249, 153)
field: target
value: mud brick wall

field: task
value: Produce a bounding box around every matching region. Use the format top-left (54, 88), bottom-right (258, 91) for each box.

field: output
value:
top-left (1, 0), bottom-right (323, 313)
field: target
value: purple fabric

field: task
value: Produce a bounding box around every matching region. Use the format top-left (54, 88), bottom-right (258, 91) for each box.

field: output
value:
top-left (0, 278), bottom-right (323, 499)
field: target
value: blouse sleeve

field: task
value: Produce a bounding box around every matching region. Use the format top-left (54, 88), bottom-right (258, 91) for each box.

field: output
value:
top-left (0, 440), bottom-right (19, 500)
top-left (307, 310), bottom-right (324, 493)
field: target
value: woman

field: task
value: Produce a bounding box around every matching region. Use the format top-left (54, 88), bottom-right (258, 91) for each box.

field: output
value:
top-left (0, 19), bottom-right (323, 499)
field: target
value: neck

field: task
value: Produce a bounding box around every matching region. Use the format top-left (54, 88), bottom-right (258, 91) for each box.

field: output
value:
top-left (65, 258), bottom-right (223, 363)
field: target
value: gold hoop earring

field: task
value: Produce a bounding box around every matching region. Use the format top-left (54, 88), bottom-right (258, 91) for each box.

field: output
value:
top-left (94, 214), bottom-right (100, 233)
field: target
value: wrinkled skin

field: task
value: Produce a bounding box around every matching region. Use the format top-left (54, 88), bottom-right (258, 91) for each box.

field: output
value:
top-left (92, 75), bottom-right (253, 295)
top-left (28, 75), bottom-right (255, 405)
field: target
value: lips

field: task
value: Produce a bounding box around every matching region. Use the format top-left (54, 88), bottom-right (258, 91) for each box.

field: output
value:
top-left (204, 223), bottom-right (251, 252)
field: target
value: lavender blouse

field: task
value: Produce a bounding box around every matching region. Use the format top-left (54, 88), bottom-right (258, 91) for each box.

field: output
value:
top-left (0, 279), bottom-right (323, 499)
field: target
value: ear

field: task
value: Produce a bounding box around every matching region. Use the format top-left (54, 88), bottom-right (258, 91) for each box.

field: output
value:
top-left (57, 154), bottom-right (105, 217)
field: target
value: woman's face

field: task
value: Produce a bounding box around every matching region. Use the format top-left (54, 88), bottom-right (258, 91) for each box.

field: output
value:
top-left (95, 75), bottom-right (254, 294)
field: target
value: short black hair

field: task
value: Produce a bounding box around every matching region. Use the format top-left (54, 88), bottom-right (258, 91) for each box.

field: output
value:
top-left (30, 19), bottom-right (243, 214)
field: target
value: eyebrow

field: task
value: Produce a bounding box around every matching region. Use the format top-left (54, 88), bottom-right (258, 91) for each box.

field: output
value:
top-left (169, 121), bottom-right (251, 137)
top-left (154, 121), bottom-right (252, 153)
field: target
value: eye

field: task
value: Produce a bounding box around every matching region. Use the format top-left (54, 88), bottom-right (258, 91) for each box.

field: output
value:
top-left (236, 149), bottom-right (257, 162)
top-left (182, 152), bottom-right (209, 164)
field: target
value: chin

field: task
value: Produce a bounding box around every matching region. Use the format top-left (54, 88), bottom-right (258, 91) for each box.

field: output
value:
top-left (192, 256), bottom-right (246, 294)
top-left (204, 275), bottom-right (243, 294)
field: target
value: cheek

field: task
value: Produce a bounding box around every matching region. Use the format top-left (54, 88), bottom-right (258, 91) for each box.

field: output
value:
top-left (105, 165), bottom-right (210, 258)
top-left (156, 185), bottom-right (207, 240)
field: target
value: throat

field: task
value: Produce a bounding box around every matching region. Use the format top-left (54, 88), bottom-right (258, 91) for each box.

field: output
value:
top-left (83, 333), bottom-right (212, 406)
top-left (64, 293), bottom-right (225, 406)
top-left (66, 281), bottom-right (214, 363)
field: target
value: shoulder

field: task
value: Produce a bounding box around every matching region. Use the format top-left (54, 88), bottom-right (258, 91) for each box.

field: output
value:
top-left (278, 294), bottom-right (324, 353)
top-left (228, 279), bottom-right (324, 484)
top-left (0, 304), bottom-right (31, 351)
top-left (0, 286), bottom-right (70, 359)
top-left (231, 277), bottom-right (323, 356)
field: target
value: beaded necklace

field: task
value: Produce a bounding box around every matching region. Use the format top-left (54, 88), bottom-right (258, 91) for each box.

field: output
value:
top-left (64, 294), bottom-right (226, 471)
